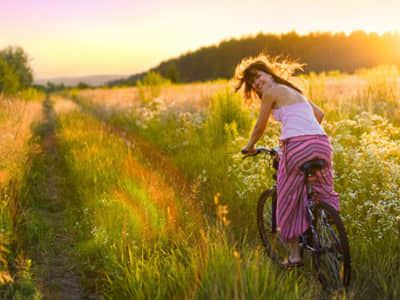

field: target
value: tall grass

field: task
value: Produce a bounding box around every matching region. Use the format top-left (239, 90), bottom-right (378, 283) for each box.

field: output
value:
top-left (303, 65), bottom-right (400, 124)
top-left (136, 71), bottom-right (171, 106)
top-left (0, 97), bottom-right (43, 298)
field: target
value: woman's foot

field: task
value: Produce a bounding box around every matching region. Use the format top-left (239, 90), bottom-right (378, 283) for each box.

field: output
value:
top-left (281, 257), bottom-right (304, 268)
top-left (282, 240), bottom-right (303, 267)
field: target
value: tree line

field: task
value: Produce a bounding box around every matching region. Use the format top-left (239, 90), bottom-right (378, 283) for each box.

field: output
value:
top-left (0, 45), bottom-right (96, 97)
top-left (0, 46), bottom-right (33, 97)
top-left (109, 30), bottom-right (400, 86)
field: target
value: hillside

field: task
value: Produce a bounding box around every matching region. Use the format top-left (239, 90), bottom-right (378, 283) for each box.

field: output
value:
top-left (109, 30), bottom-right (400, 86)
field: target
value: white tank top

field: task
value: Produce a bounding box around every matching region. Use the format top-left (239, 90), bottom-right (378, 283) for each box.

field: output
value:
top-left (272, 101), bottom-right (326, 140)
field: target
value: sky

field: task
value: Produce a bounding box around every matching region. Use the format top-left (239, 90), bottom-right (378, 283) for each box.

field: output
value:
top-left (1, 0), bottom-right (399, 79)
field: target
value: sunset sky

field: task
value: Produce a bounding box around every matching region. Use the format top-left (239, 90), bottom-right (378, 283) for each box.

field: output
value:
top-left (1, 0), bottom-right (399, 79)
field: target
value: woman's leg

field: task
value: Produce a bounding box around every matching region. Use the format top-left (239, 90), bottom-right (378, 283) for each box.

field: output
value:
top-left (288, 240), bottom-right (302, 262)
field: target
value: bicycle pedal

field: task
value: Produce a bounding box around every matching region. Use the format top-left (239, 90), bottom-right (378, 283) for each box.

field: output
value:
top-left (307, 175), bottom-right (318, 182)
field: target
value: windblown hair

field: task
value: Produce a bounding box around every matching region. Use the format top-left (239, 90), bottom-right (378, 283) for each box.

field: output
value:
top-left (232, 54), bottom-right (305, 103)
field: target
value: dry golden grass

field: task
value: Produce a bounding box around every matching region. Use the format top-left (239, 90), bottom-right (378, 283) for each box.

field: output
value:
top-left (53, 95), bottom-right (79, 115)
top-left (78, 87), bottom-right (139, 109)
top-left (298, 70), bottom-right (400, 122)
top-left (78, 74), bottom-right (399, 117)
top-left (0, 100), bottom-right (43, 184)
top-left (0, 98), bottom-right (43, 286)
top-left (160, 82), bottom-right (227, 111)
top-left (78, 82), bottom-right (227, 112)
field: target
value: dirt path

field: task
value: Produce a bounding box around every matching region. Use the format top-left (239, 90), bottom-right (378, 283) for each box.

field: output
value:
top-left (26, 98), bottom-right (94, 299)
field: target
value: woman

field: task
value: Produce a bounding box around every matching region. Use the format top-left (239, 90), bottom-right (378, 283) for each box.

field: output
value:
top-left (232, 54), bottom-right (340, 267)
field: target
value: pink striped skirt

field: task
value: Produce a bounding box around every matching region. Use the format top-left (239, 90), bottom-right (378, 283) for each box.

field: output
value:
top-left (277, 135), bottom-right (340, 243)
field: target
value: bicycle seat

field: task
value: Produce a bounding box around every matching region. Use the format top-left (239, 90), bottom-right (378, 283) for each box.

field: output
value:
top-left (300, 159), bottom-right (326, 174)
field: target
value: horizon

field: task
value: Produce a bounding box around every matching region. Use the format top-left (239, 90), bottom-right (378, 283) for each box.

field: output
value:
top-left (1, 0), bottom-right (399, 79)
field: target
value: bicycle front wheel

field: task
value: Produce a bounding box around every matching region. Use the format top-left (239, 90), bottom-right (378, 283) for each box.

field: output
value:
top-left (312, 201), bottom-right (351, 290)
top-left (257, 188), bottom-right (289, 263)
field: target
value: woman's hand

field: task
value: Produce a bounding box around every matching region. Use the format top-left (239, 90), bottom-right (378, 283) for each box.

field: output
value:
top-left (241, 144), bottom-right (257, 155)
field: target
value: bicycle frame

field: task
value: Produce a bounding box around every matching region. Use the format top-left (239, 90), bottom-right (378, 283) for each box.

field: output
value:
top-left (246, 148), bottom-right (342, 257)
top-left (249, 146), bottom-right (350, 288)
top-left (268, 175), bottom-right (328, 254)
top-left (302, 175), bottom-right (342, 256)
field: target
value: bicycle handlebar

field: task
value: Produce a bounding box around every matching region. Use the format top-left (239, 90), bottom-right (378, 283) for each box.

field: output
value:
top-left (242, 146), bottom-right (280, 159)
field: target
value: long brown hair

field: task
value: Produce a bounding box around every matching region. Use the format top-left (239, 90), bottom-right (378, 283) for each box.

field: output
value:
top-left (232, 54), bottom-right (305, 103)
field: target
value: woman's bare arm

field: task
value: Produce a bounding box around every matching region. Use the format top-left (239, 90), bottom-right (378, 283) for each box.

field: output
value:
top-left (308, 100), bottom-right (324, 123)
top-left (245, 95), bottom-right (274, 148)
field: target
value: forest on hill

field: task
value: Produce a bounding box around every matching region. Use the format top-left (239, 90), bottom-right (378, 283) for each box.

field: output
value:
top-left (109, 30), bottom-right (400, 86)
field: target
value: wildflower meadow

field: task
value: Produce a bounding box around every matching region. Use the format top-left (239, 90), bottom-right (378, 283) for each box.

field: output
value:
top-left (1, 66), bottom-right (399, 299)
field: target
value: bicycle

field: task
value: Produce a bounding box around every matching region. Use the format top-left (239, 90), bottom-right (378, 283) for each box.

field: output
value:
top-left (243, 146), bottom-right (351, 290)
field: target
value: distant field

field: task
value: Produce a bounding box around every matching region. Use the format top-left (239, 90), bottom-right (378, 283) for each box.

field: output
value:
top-left (33, 74), bottom-right (129, 87)
top-left (1, 66), bottom-right (400, 299)
top-left (76, 81), bottom-right (227, 111)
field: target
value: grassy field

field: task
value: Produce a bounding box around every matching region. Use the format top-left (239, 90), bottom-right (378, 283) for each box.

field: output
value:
top-left (1, 65), bottom-right (400, 299)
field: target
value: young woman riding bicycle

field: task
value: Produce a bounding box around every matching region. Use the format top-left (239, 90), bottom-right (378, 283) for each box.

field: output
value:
top-left (233, 54), bottom-right (340, 267)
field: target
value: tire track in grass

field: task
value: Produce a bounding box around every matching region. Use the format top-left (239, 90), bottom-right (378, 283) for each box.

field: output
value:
top-left (105, 129), bottom-right (207, 299)
top-left (22, 97), bottom-right (95, 299)
top-left (70, 94), bottom-right (204, 234)
top-left (109, 124), bottom-right (198, 209)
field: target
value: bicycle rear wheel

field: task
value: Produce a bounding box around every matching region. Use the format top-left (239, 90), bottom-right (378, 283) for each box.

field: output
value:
top-left (257, 188), bottom-right (289, 263)
top-left (312, 201), bottom-right (351, 290)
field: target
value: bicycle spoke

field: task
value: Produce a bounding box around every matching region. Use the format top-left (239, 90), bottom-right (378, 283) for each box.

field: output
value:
top-left (314, 207), bottom-right (347, 289)
top-left (258, 190), bottom-right (289, 263)
top-left (322, 253), bottom-right (341, 284)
